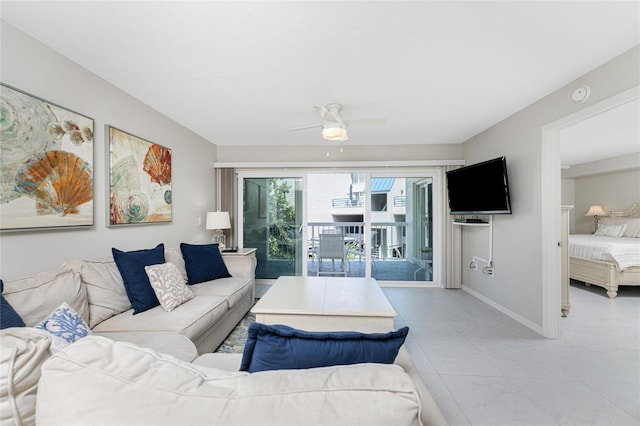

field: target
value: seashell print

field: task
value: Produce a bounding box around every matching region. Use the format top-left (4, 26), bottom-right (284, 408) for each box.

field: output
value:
top-left (48, 123), bottom-right (65, 140)
top-left (110, 155), bottom-right (141, 192)
top-left (143, 144), bottom-right (171, 185)
top-left (61, 119), bottom-right (80, 133)
top-left (14, 150), bottom-right (93, 216)
top-left (69, 130), bottom-right (84, 145)
top-left (82, 126), bottom-right (93, 142)
top-left (110, 190), bottom-right (149, 224)
top-left (0, 88), bottom-right (55, 203)
top-left (49, 118), bottom-right (92, 146)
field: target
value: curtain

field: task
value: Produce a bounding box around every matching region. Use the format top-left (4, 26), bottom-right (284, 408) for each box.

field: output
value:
top-left (216, 168), bottom-right (236, 248)
top-left (443, 165), bottom-right (462, 288)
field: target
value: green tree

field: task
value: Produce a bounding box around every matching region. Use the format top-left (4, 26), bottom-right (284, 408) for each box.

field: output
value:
top-left (268, 178), bottom-right (296, 258)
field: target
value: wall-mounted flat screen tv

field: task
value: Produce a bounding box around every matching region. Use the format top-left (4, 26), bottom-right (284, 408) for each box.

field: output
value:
top-left (446, 157), bottom-right (512, 215)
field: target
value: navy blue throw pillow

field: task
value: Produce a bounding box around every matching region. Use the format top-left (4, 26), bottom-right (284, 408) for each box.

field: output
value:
top-left (180, 243), bottom-right (231, 285)
top-left (112, 244), bottom-right (165, 314)
top-left (1, 279), bottom-right (26, 329)
top-left (239, 323), bottom-right (409, 373)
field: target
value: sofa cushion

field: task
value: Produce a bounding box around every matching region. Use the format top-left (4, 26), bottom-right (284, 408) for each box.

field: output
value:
top-left (180, 243), bottom-right (231, 284)
top-left (63, 258), bottom-right (132, 328)
top-left (144, 262), bottom-right (195, 312)
top-left (2, 269), bottom-right (88, 326)
top-left (35, 302), bottom-right (91, 353)
top-left (0, 328), bottom-right (51, 426)
top-left (112, 244), bottom-right (165, 314)
top-left (164, 247), bottom-right (188, 281)
top-left (0, 280), bottom-right (25, 329)
top-left (91, 296), bottom-right (228, 343)
top-left (240, 323), bottom-right (409, 373)
top-left (36, 336), bottom-right (422, 426)
top-left (189, 276), bottom-right (253, 308)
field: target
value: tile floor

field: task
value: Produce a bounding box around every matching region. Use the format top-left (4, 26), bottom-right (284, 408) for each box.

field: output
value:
top-left (383, 282), bottom-right (640, 426)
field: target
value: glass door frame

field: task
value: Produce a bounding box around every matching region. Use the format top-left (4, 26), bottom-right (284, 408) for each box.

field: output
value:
top-left (236, 170), bottom-right (309, 277)
top-left (235, 168), bottom-right (443, 285)
top-left (368, 170), bottom-right (443, 286)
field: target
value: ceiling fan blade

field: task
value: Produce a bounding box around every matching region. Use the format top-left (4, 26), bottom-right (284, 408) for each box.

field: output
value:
top-left (314, 105), bottom-right (335, 122)
top-left (346, 118), bottom-right (387, 126)
top-left (288, 124), bottom-right (322, 131)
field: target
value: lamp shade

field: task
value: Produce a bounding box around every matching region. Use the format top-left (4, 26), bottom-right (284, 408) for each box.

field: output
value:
top-left (206, 211), bottom-right (231, 230)
top-left (585, 205), bottom-right (607, 217)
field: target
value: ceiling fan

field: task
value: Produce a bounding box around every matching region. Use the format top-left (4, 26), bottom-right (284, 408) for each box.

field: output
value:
top-left (288, 103), bottom-right (384, 142)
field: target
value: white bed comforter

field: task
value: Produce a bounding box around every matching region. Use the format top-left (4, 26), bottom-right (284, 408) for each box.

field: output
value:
top-left (569, 234), bottom-right (640, 271)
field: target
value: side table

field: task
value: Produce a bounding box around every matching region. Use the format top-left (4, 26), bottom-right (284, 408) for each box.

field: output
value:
top-left (221, 248), bottom-right (256, 257)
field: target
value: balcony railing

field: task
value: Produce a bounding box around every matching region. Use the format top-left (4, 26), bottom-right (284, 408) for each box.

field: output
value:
top-left (331, 198), bottom-right (364, 208)
top-left (254, 221), bottom-right (432, 281)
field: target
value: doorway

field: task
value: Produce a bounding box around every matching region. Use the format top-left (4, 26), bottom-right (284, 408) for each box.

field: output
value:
top-left (540, 85), bottom-right (640, 338)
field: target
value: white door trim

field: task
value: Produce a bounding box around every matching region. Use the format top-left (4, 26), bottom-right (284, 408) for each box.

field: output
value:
top-left (540, 85), bottom-right (639, 338)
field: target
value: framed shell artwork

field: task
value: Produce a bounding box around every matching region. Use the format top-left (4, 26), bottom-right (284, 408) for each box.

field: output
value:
top-left (107, 126), bottom-right (172, 225)
top-left (0, 83), bottom-right (94, 231)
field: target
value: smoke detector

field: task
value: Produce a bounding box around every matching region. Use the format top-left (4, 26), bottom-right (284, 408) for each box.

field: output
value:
top-left (571, 86), bottom-right (591, 103)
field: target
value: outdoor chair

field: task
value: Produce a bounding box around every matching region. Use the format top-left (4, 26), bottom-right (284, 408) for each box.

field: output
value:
top-left (346, 240), bottom-right (377, 271)
top-left (317, 233), bottom-right (347, 276)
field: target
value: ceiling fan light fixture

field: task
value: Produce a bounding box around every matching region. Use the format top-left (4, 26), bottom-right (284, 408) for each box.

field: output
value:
top-left (322, 126), bottom-right (348, 141)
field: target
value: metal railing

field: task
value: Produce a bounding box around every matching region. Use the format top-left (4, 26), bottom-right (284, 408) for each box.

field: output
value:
top-left (331, 198), bottom-right (365, 208)
top-left (308, 221), bottom-right (407, 260)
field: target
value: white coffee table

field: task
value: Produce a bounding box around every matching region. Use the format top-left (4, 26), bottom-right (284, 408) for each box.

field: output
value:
top-left (251, 276), bottom-right (397, 332)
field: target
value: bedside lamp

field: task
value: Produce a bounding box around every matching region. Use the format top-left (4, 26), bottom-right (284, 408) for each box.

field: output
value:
top-left (206, 211), bottom-right (231, 250)
top-left (585, 205), bottom-right (607, 232)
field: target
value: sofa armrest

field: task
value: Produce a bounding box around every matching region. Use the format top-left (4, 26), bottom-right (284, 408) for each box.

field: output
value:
top-left (396, 347), bottom-right (449, 426)
top-left (221, 255), bottom-right (256, 279)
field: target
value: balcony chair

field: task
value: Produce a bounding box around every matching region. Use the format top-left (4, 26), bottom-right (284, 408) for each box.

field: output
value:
top-left (317, 233), bottom-right (347, 276)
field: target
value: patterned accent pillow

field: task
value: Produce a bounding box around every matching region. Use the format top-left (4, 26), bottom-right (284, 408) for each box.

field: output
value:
top-left (144, 262), bottom-right (195, 312)
top-left (35, 302), bottom-right (91, 353)
top-left (595, 224), bottom-right (627, 237)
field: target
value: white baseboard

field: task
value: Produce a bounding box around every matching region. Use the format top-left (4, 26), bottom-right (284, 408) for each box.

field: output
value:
top-left (462, 285), bottom-right (544, 336)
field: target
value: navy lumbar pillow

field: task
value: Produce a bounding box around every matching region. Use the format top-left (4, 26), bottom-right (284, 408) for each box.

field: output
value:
top-left (112, 243), bottom-right (165, 314)
top-left (0, 279), bottom-right (26, 329)
top-left (239, 323), bottom-right (409, 373)
top-left (180, 243), bottom-right (231, 285)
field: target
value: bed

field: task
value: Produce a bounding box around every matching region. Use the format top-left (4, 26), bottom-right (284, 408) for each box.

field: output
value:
top-left (569, 203), bottom-right (640, 298)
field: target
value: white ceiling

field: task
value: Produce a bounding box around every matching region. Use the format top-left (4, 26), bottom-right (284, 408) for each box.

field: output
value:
top-left (560, 97), bottom-right (640, 166)
top-left (1, 1), bottom-right (639, 164)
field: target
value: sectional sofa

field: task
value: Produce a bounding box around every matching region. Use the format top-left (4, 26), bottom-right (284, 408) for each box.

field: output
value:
top-left (1, 243), bottom-right (448, 425)
top-left (2, 244), bottom-right (257, 356)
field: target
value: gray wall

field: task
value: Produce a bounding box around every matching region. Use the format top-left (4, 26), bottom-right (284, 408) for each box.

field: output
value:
top-left (1, 23), bottom-right (217, 280)
top-left (573, 168), bottom-right (640, 234)
top-left (562, 154), bottom-right (640, 234)
top-left (217, 143), bottom-right (462, 162)
top-left (461, 45), bottom-right (639, 328)
top-left (562, 153), bottom-right (640, 234)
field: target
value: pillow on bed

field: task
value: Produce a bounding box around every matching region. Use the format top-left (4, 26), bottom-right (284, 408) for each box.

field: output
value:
top-left (602, 217), bottom-right (640, 238)
top-left (595, 224), bottom-right (627, 237)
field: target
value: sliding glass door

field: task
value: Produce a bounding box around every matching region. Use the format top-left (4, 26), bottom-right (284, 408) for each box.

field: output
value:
top-left (237, 169), bottom-right (441, 284)
top-left (240, 176), bottom-right (303, 278)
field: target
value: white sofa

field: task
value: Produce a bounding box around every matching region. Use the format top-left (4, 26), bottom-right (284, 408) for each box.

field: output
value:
top-left (2, 247), bottom-right (256, 356)
top-left (36, 335), bottom-right (434, 425)
top-left (1, 247), bottom-right (448, 426)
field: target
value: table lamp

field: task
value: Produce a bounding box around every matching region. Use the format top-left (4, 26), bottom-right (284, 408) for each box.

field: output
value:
top-left (206, 211), bottom-right (231, 250)
top-left (585, 205), bottom-right (607, 232)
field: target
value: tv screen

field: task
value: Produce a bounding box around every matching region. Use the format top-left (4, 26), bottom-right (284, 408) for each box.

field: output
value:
top-left (446, 157), bottom-right (512, 215)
